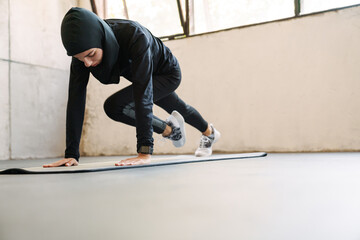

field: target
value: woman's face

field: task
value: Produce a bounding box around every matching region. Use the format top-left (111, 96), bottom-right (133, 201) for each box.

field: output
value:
top-left (74, 48), bottom-right (103, 68)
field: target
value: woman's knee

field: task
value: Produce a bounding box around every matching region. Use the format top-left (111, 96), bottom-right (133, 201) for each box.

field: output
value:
top-left (103, 97), bottom-right (117, 120)
top-left (104, 97), bottom-right (135, 121)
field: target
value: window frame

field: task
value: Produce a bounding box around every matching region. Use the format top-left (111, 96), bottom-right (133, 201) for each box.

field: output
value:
top-left (90, 0), bottom-right (360, 41)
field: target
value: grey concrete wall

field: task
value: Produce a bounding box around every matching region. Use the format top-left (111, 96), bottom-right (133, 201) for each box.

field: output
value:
top-left (81, 6), bottom-right (360, 156)
top-left (0, 61), bottom-right (9, 160)
top-left (0, 0), bottom-right (78, 160)
top-left (0, 0), bottom-right (10, 160)
top-left (10, 63), bottom-right (69, 159)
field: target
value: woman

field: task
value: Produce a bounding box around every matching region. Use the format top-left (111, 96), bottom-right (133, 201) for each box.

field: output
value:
top-left (44, 7), bottom-right (220, 167)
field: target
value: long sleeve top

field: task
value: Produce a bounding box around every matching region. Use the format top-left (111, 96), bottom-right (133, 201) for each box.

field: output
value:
top-left (64, 19), bottom-right (178, 161)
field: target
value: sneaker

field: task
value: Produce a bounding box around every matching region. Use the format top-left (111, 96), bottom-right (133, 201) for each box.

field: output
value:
top-left (164, 110), bottom-right (186, 148)
top-left (195, 124), bottom-right (221, 157)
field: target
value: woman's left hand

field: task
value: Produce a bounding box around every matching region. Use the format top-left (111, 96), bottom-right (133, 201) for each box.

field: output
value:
top-left (115, 153), bottom-right (151, 166)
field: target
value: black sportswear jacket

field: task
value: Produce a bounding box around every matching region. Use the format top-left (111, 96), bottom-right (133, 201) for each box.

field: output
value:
top-left (64, 19), bottom-right (178, 161)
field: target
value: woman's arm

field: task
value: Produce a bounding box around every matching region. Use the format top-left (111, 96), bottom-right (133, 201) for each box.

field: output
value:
top-left (129, 33), bottom-right (154, 155)
top-left (64, 57), bottom-right (90, 161)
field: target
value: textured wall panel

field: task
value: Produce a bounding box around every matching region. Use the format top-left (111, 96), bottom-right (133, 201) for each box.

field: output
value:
top-left (0, 0), bottom-right (9, 59)
top-left (11, 63), bottom-right (69, 159)
top-left (10, 0), bottom-right (76, 70)
top-left (0, 61), bottom-right (9, 160)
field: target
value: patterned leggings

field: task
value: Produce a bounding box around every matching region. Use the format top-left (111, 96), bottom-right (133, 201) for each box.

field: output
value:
top-left (103, 66), bottom-right (208, 134)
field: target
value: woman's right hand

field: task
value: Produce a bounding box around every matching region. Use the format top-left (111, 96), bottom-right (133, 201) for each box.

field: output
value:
top-left (43, 158), bottom-right (78, 168)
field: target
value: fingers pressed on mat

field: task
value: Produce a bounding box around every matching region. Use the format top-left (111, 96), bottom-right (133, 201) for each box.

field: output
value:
top-left (43, 158), bottom-right (78, 168)
top-left (115, 158), bottom-right (151, 166)
top-left (65, 159), bottom-right (78, 167)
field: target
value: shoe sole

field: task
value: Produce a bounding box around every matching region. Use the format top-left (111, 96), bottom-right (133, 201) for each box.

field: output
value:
top-left (195, 149), bottom-right (212, 157)
top-left (171, 111), bottom-right (186, 147)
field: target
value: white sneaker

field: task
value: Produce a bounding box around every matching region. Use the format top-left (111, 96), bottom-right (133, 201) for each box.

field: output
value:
top-left (164, 110), bottom-right (186, 148)
top-left (195, 124), bottom-right (221, 157)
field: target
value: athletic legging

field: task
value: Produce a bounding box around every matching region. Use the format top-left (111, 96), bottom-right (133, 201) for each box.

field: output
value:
top-left (103, 66), bottom-right (208, 134)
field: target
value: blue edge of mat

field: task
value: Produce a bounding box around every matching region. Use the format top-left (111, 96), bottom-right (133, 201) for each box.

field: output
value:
top-left (0, 152), bottom-right (267, 175)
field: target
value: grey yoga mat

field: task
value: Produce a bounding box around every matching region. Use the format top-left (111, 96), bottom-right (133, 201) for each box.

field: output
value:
top-left (0, 152), bottom-right (267, 174)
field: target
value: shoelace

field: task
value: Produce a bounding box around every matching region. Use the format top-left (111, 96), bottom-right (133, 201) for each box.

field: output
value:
top-left (163, 121), bottom-right (182, 141)
top-left (169, 127), bottom-right (182, 140)
top-left (199, 135), bottom-right (212, 148)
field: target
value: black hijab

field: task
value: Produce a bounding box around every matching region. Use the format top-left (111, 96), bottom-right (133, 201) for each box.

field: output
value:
top-left (61, 7), bottom-right (120, 84)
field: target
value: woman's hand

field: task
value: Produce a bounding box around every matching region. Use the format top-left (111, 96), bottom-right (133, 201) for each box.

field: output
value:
top-left (43, 158), bottom-right (78, 168)
top-left (115, 153), bottom-right (151, 166)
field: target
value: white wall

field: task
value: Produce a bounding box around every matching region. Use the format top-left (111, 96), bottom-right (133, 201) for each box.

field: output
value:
top-left (0, 0), bottom-right (78, 160)
top-left (81, 5), bottom-right (360, 156)
top-left (0, 60), bottom-right (9, 160)
top-left (0, 0), bottom-right (10, 160)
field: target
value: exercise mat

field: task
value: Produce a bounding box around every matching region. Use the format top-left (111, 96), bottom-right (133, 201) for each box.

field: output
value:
top-left (0, 152), bottom-right (267, 174)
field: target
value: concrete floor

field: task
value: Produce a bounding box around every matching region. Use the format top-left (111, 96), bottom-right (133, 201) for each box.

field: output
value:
top-left (0, 153), bottom-right (360, 240)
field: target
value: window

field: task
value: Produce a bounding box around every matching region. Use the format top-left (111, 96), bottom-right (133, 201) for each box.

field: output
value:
top-left (192, 0), bottom-right (294, 34)
top-left (102, 0), bottom-right (360, 39)
top-left (301, 0), bottom-right (360, 14)
top-left (106, 0), bottom-right (183, 37)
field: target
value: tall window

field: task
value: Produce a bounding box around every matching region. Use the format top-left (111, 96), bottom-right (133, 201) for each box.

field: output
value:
top-left (301, 0), bottom-right (360, 14)
top-left (104, 0), bottom-right (360, 39)
top-left (191, 0), bottom-right (294, 34)
top-left (107, 0), bottom-right (183, 37)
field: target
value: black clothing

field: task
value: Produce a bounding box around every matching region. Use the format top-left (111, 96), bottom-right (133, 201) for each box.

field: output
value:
top-left (103, 64), bottom-right (208, 137)
top-left (61, 7), bottom-right (120, 85)
top-left (61, 7), bottom-right (207, 161)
